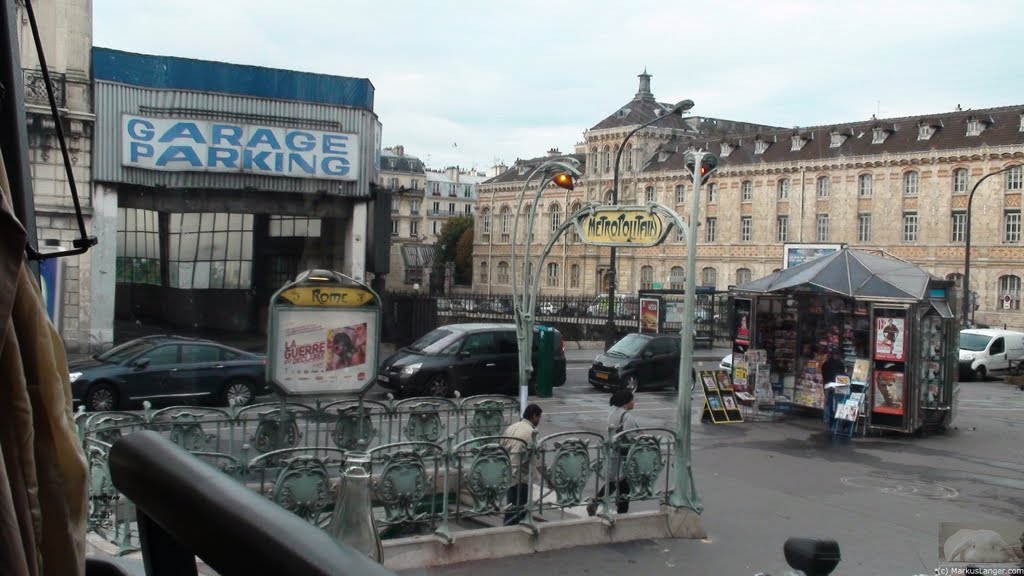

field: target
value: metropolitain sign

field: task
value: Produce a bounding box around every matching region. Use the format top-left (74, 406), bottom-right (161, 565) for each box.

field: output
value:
top-left (574, 207), bottom-right (668, 247)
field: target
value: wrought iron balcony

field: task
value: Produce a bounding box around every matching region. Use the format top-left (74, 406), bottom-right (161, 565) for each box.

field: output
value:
top-left (23, 68), bottom-right (66, 108)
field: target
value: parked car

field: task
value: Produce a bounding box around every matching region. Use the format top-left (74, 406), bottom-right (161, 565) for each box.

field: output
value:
top-left (959, 328), bottom-right (1024, 380)
top-left (586, 294), bottom-right (638, 319)
top-left (537, 301), bottom-right (559, 315)
top-left (376, 323), bottom-right (567, 398)
top-left (589, 332), bottom-right (697, 392)
top-left (69, 335), bottom-right (268, 411)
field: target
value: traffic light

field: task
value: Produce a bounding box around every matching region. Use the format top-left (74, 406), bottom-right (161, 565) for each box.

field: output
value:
top-left (683, 151), bottom-right (719, 181)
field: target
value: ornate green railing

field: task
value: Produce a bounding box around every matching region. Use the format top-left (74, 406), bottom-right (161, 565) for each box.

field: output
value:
top-left (77, 396), bottom-right (678, 553)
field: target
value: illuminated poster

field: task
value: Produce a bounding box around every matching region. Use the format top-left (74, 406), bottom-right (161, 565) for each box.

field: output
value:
top-left (873, 371), bottom-right (905, 415)
top-left (639, 298), bottom-right (660, 333)
top-left (874, 316), bottom-right (906, 362)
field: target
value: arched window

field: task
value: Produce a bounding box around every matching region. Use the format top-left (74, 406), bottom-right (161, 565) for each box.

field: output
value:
top-left (500, 206), bottom-right (512, 242)
top-left (741, 180), bottom-right (753, 201)
top-left (816, 176), bottom-right (830, 198)
top-left (903, 170), bottom-right (919, 196)
top-left (952, 168), bottom-right (969, 194)
top-left (604, 190), bottom-right (614, 204)
top-left (479, 261), bottom-right (489, 284)
top-left (590, 148), bottom-right (599, 175)
top-left (736, 267), bottom-right (752, 285)
top-left (626, 144), bottom-right (634, 171)
top-left (645, 186), bottom-right (656, 203)
top-left (701, 267), bottom-right (717, 288)
top-left (497, 261), bottom-right (510, 284)
top-left (858, 174), bottom-right (873, 197)
top-left (481, 208), bottom-right (491, 237)
top-left (547, 262), bottom-right (560, 287)
top-left (603, 146), bottom-right (611, 173)
top-left (549, 203), bottom-right (561, 233)
top-left (570, 264), bottom-right (580, 288)
top-left (640, 265), bottom-right (655, 290)
top-left (670, 266), bottom-right (685, 290)
top-left (777, 178), bottom-right (790, 200)
top-left (998, 275), bottom-right (1022, 310)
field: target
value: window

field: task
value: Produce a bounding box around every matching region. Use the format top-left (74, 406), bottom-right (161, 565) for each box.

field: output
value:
top-left (432, 221), bottom-right (440, 235)
top-left (830, 132), bottom-right (845, 148)
top-left (405, 267), bottom-right (424, 285)
top-left (740, 216), bottom-right (752, 242)
top-left (858, 174), bottom-right (873, 197)
top-left (675, 184), bottom-right (685, 204)
top-left (702, 267), bottom-right (717, 288)
top-left (1007, 166), bottom-right (1023, 191)
top-left (569, 203), bottom-right (582, 243)
top-left (967, 118), bottom-right (982, 136)
top-left (645, 186), bottom-right (656, 203)
top-left (707, 183), bottom-right (718, 203)
top-left (410, 200), bottom-right (420, 214)
top-left (815, 214), bottom-right (829, 242)
top-left (791, 135), bottom-right (806, 151)
top-left (952, 168), bottom-right (969, 194)
top-left (604, 190), bottom-right (614, 204)
top-left (142, 345), bottom-right (179, 366)
top-left (591, 148), bottom-right (599, 175)
top-left (462, 332), bottom-right (498, 356)
top-left (676, 225), bottom-right (684, 242)
top-left (858, 214), bottom-right (871, 243)
top-left (431, 181), bottom-right (440, 195)
top-left (951, 212), bottom-right (967, 243)
top-left (570, 264), bottom-right (580, 288)
top-left (389, 177), bottom-right (399, 190)
top-left (482, 209), bottom-right (491, 236)
top-left (626, 145), bottom-right (633, 171)
top-left (777, 178), bottom-right (789, 200)
top-left (168, 213), bottom-right (253, 290)
top-left (755, 139), bottom-right (769, 154)
top-left (603, 146), bottom-right (611, 173)
top-left (464, 205), bottom-right (472, 216)
top-left (1005, 210), bottom-right (1021, 243)
top-left (410, 220), bottom-right (419, 237)
top-left (776, 215), bottom-right (789, 243)
top-left (448, 202), bottom-right (456, 215)
top-left (736, 268), bottom-right (752, 285)
top-left (480, 262), bottom-right (488, 284)
top-left (391, 220), bottom-right (399, 236)
top-left (464, 185), bottom-right (472, 198)
top-left (550, 204), bottom-right (561, 233)
top-left (432, 201), bottom-right (440, 214)
top-left (410, 179), bottom-right (419, 190)
top-left (669, 266), bottom-right (685, 290)
top-left (500, 207), bottom-right (511, 242)
top-left (705, 217), bottom-right (717, 242)
top-left (640, 266), bottom-right (654, 290)
top-left (181, 345), bottom-right (220, 364)
top-left (903, 171), bottom-right (919, 196)
top-left (918, 123), bottom-right (935, 140)
top-left (497, 261), bottom-right (510, 284)
top-left (720, 142), bottom-right (733, 157)
top-left (269, 216), bottom-right (322, 238)
top-left (116, 207), bottom-right (161, 285)
top-left (872, 128), bottom-right (887, 144)
top-left (816, 176), bottom-right (830, 198)
top-left (547, 262), bottom-right (560, 287)
top-left (998, 275), bottom-right (1022, 310)
top-left (741, 180), bottom-right (753, 202)
top-left (903, 212), bottom-right (919, 243)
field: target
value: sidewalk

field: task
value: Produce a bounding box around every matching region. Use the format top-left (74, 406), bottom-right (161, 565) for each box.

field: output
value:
top-left (563, 345), bottom-right (731, 364)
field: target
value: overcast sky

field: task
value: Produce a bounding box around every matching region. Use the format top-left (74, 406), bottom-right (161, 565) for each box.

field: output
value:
top-left (94, 0), bottom-right (1024, 173)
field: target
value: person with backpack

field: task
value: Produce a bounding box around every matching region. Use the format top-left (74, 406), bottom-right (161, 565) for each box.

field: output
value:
top-left (587, 389), bottom-right (639, 516)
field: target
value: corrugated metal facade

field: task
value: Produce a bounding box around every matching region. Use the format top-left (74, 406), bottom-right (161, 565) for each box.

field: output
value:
top-left (93, 81), bottom-right (380, 197)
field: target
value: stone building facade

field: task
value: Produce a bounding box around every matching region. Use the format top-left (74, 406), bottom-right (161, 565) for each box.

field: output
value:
top-left (472, 72), bottom-right (1024, 329)
top-left (15, 0), bottom-right (95, 352)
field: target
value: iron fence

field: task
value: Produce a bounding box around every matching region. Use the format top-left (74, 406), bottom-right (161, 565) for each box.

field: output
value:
top-left (77, 397), bottom-right (679, 553)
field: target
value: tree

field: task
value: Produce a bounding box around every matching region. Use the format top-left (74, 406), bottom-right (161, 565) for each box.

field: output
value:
top-left (432, 216), bottom-right (474, 289)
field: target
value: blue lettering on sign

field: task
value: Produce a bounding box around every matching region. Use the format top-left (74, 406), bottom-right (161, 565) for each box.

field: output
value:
top-left (288, 153), bottom-right (316, 175)
top-left (212, 124), bottom-right (243, 146)
top-left (322, 156), bottom-right (350, 177)
top-left (157, 146), bottom-right (203, 167)
top-left (130, 142), bottom-right (154, 162)
top-left (247, 128), bottom-right (281, 150)
top-left (127, 119), bottom-right (155, 141)
top-left (158, 122), bottom-right (207, 144)
top-left (208, 147), bottom-right (239, 169)
top-left (285, 131), bottom-right (315, 152)
top-left (242, 149), bottom-right (274, 171)
top-left (323, 134), bottom-right (348, 154)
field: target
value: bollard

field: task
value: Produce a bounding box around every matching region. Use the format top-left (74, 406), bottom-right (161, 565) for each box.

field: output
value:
top-left (327, 453), bottom-right (384, 564)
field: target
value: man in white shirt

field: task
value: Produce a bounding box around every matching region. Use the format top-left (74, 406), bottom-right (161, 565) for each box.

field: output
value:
top-left (501, 404), bottom-right (542, 525)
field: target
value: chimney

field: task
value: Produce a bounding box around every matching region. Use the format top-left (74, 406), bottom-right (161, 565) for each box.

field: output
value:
top-left (394, 145), bottom-right (404, 156)
top-left (446, 166), bottom-right (459, 181)
top-left (489, 163), bottom-right (508, 178)
top-left (955, 104), bottom-right (962, 112)
top-left (547, 148), bottom-right (561, 157)
top-left (635, 68), bottom-right (654, 101)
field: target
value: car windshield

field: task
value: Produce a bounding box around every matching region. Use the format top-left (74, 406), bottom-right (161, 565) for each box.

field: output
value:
top-left (406, 329), bottom-right (459, 354)
top-left (959, 333), bottom-right (993, 352)
top-left (96, 339), bottom-right (160, 363)
top-left (607, 334), bottom-right (649, 358)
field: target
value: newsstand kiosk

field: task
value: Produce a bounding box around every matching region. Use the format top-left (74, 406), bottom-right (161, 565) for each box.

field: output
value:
top-left (727, 248), bottom-right (959, 435)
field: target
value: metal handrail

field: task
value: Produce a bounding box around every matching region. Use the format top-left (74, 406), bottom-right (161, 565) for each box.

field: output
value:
top-left (108, 431), bottom-right (396, 576)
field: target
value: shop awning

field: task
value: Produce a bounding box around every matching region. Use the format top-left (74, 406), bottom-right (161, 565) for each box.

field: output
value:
top-left (400, 244), bottom-right (436, 268)
top-left (735, 248), bottom-right (940, 302)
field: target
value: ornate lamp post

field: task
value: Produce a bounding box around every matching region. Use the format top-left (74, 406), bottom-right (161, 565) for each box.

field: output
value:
top-left (604, 99), bottom-right (695, 350)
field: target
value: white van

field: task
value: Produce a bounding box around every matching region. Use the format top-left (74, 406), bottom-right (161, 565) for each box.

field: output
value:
top-left (958, 329), bottom-right (1024, 380)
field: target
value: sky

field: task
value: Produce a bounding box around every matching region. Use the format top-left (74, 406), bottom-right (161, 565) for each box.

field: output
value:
top-left (93, 0), bottom-right (1024, 173)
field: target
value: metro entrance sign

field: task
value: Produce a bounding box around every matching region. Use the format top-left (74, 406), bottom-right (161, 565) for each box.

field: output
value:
top-left (267, 269), bottom-right (382, 396)
top-left (572, 204), bottom-right (677, 247)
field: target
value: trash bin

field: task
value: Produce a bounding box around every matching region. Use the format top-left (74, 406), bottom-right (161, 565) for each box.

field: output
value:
top-left (536, 326), bottom-right (554, 398)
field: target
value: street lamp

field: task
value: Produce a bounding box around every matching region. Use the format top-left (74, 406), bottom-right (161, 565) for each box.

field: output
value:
top-left (510, 157), bottom-right (581, 415)
top-left (670, 148), bottom-right (718, 512)
top-left (962, 164), bottom-right (1020, 327)
top-left (604, 99), bottom-right (695, 350)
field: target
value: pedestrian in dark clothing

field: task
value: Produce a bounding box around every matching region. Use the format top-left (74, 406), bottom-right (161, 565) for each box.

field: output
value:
top-left (587, 389), bottom-right (639, 516)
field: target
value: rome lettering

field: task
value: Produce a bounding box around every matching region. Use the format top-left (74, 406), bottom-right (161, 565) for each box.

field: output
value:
top-left (586, 213), bottom-right (661, 242)
top-left (284, 339), bottom-right (325, 365)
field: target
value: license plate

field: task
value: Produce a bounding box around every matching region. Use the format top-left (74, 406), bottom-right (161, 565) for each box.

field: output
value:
top-left (377, 375), bottom-right (390, 382)
top-left (596, 372), bottom-right (608, 380)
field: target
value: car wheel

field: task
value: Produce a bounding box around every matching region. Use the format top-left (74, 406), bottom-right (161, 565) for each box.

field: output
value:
top-left (223, 379), bottom-right (256, 407)
top-left (426, 374), bottom-right (452, 398)
top-left (624, 375), bottom-right (639, 394)
top-left (974, 366), bottom-right (987, 382)
top-left (86, 383), bottom-right (118, 412)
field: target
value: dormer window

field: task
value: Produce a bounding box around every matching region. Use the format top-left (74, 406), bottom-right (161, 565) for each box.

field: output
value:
top-left (658, 151), bottom-right (669, 162)
top-left (872, 128), bottom-right (888, 144)
top-left (918, 121), bottom-right (936, 141)
top-left (720, 142), bottom-right (733, 157)
top-left (967, 118), bottom-right (982, 136)
top-left (754, 139), bottom-right (769, 155)
top-left (790, 135), bottom-right (807, 151)
top-left (829, 132), bottom-right (846, 148)
top-left (1019, 112), bottom-right (1024, 132)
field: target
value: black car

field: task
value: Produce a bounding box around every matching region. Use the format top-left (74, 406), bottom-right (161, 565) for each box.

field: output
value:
top-left (376, 323), bottom-right (567, 398)
top-left (69, 335), bottom-right (269, 411)
top-left (590, 332), bottom-right (695, 392)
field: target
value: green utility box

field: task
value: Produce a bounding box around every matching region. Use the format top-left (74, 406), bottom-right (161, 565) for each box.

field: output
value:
top-left (535, 326), bottom-right (554, 398)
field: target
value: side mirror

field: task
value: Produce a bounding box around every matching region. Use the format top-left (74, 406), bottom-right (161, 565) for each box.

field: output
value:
top-left (784, 538), bottom-right (840, 576)
top-left (133, 358), bottom-right (151, 370)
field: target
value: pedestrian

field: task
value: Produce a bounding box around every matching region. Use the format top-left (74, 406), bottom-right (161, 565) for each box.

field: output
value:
top-left (587, 389), bottom-right (638, 516)
top-left (501, 403), bottom-right (542, 526)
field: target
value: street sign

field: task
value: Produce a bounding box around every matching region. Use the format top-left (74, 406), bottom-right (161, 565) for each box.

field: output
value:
top-left (574, 206), bottom-right (667, 247)
top-left (267, 270), bottom-right (382, 397)
top-left (1004, 294), bottom-right (1012, 310)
